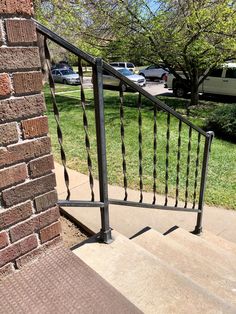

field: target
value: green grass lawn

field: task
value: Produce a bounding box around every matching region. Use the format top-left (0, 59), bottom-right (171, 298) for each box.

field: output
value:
top-left (44, 84), bottom-right (236, 210)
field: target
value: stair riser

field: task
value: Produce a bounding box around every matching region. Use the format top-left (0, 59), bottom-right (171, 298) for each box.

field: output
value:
top-left (133, 229), bottom-right (236, 306)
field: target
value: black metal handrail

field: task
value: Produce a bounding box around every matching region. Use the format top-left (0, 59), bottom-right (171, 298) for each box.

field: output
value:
top-left (35, 19), bottom-right (214, 243)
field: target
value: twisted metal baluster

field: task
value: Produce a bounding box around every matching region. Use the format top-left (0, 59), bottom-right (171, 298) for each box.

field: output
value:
top-left (137, 93), bottom-right (143, 203)
top-left (119, 90), bottom-right (128, 201)
top-left (78, 58), bottom-right (95, 201)
top-left (152, 105), bottom-right (157, 205)
top-left (192, 133), bottom-right (201, 209)
top-left (184, 126), bottom-right (192, 208)
top-left (175, 120), bottom-right (182, 207)
top-left (44, 38), bottom-right (70, 200)
top-left (164, 113), bottom-right (170, 206)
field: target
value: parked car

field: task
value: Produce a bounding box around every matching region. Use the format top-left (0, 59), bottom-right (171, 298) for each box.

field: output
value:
top-left (52, 69), bottom-right (80, 85)
top-left (166, 63), bottom-right (236, 97)
top-left (109, 62), bottom-right (135, 73)
top-left (138, 65), bottom-right (169, 80)
top-left (103, 67), bottom-right (146, 91)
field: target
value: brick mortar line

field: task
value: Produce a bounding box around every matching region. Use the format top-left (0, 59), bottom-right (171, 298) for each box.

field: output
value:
top-left (0, 129), bottom-right (49, 148)
top-left (0, 19), bottom-right (7, 46)
top-left (0, 199), bottom-right (32, 213)
top-left (0, 92), bottom-right (44, 101)
top-left (3, 135), bottom-right (50, 147)
top-left (0, 68), bottom-right (42, 74)
top-left (2, 169), bottom-right (54, 187)
top-left (0, 151), bottom-right (52, 173)
top-left (2, 203), bottom-right (59, 242)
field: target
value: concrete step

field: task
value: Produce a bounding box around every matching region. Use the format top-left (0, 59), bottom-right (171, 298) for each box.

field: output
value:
top-left (132, 228), bottom-right (236, 307)
top-left (201, 230), bottom-right (236, 255)
top-left (166, 227), bottom-right (236, 274)
top-left (73, 231), bottom-right (235, 314)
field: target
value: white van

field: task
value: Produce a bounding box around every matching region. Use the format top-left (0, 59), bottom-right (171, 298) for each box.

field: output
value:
top-left (109, 62), bottom-right (135, 73)
top-left (166, 63), bottom-right (236, 97)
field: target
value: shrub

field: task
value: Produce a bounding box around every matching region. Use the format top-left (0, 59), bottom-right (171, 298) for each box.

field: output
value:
top-left (205, 104), bottom-right (236, 142)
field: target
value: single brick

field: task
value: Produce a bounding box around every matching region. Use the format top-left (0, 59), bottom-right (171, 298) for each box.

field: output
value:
top-left (2, 173), bottom-right (56, 207)
top-left (15, 236), bottom-right (62, 269)
top-left (22, 116), bottom-right (48, 139)
top-left (5, 19), bottom-right (37, 44)
top-left (9, 206), bottom-right (60, 242)
top-left (0, 263), bottom-right (14, 279)
top-left (0, 231), bottom-right (8, 249)
top-left (9, 217), bottom-right (35, 242)
top-left (13, 72), bottom-right (42, 95)
top-left (29, 155), bottom-right (54, 179)
top-left (0, 48), bottom-right (40, 71)
top-left (0, 0), bottom-right (34, 15)
top-left (0, 163), bottom-right (27, 191)
top-left (0, 234), bottom-right (37, 268)
top-left (40, 221), bottom-right (62, 244)
top-left (0, 201), bottom-right (33, 230)
top-left (0, 94), bottom-right (46, 123)
top-left (0, 122), bottom-right (18, 146)
top-left (37, 206), bottom-right (60, 230)
top-left (0, 74), bottom-right (11, 98)
top-left (0, 137), bottom-right (51, 168)
top-left (34, 190), bottom-right (58, 213)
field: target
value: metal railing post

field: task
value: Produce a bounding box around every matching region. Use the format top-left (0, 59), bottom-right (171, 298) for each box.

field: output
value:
top-left (194, 131), bottom-right (214, 235)
top-left (93, 58), bottom-right (113, 244)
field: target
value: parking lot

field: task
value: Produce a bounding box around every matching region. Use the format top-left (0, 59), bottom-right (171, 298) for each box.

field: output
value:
top-left (81, 77), bottom-right (171, 96)
top-left (142, 80), bottom-right (171, 96)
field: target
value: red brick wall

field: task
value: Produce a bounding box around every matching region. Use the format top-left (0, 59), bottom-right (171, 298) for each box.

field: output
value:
top-left (0, 1), bottom-right (62, 279)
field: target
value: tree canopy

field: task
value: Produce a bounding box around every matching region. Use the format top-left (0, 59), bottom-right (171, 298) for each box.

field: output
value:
top-left (35, 0), bottom-right (236, 105)
top-left (85, 0), bottom-right (236, 104)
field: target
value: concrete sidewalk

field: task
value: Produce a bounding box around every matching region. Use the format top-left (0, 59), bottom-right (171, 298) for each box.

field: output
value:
top-left (55, 163), bottom-right (236, 243)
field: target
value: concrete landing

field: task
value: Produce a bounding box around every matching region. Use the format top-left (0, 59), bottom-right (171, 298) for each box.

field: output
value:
top-left (73, 231), bottom-right (235, 314)
top-left (55, 163), bottom-right (236, 243)
top-left (133, 228), bottom-right (236, 306)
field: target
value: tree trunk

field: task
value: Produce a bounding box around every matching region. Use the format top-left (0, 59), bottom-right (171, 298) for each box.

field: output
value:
top-left (190, 74), bottom-right (199, 107)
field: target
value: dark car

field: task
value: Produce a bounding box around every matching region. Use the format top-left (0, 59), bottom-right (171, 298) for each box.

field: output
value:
top-left (52, 62), bottom-right (73, 71)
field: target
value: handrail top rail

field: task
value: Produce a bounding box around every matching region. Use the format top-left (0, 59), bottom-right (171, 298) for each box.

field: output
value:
top-left (34, 19), bottom-right (95, 65)
top-left (102, 62), bottom-right (208, 137)
top-left (34, 19), bottom-right (208, 137)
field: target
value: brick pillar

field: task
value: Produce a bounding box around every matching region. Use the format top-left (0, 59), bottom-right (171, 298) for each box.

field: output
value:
top-left (0, 1), bottom-right (62, 279)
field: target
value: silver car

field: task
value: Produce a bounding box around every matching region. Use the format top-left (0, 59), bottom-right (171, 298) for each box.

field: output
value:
top-left (52, 69), bottom-right (80, 85)
top-left (103, 67), bottom-right (146, 91)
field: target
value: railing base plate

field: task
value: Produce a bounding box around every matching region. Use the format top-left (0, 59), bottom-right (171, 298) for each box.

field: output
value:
top-left (192, 226), bottom-right (203, 235)
top-left (99, 229), bottom-right (113, 244)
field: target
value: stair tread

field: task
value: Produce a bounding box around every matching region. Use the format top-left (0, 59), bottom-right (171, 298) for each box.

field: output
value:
top-left (73, 230), bottom-right (235, 314)
top-left (133, 228), bottom-right (236, 306)
top-left (166, 227), bottom-right (236, 271)
top-left (201, 230), bottom-right (236, 254)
